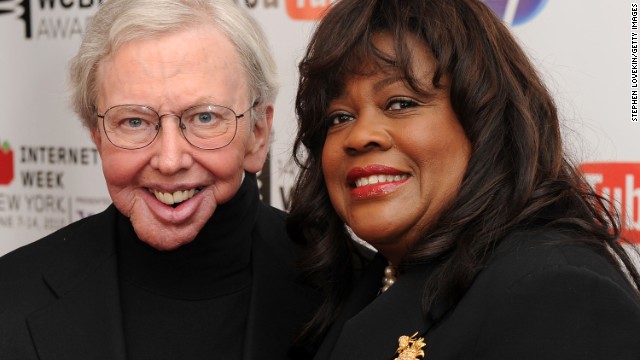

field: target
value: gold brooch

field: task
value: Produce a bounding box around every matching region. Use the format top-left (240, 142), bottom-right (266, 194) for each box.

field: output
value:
top-left (394, 332), bottom-right (426, 360)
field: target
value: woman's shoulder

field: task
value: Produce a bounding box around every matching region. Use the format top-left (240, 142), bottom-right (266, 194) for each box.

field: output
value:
top-left (483, 229), bottom-right (633, 287)
top-left (465, 228), bottom-right (640, 320)
top-left (427, 229), bottom-right (640, 359)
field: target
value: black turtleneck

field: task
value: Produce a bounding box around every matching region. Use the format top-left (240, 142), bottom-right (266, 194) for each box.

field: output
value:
top-left (116, 174), bottom-right (259, 360)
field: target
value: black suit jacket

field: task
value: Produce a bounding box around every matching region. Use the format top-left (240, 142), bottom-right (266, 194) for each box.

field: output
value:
top-left (0, 204), bottom-right (318, 360)
top-left (315, 231), bottom-right (640, 360)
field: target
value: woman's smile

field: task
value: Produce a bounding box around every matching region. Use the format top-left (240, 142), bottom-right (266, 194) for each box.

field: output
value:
top-left (321, 32), bottom-right (471, 263)
top-left (353, 174), bottom-right (410, 188)
top-left (347, 165), bottom-right (411, 198)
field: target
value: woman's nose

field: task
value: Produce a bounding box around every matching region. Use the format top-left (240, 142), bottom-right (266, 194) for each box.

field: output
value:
top-left (343, 111), bottom-right (393, 155)
top-left (150, 116), bottom-right (194, 174)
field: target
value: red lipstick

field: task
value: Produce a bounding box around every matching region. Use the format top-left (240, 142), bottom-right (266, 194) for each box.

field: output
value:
top-left (347, 165), bottom-right (409, 199)
top-left (347, 165), bottom-right (406, 182)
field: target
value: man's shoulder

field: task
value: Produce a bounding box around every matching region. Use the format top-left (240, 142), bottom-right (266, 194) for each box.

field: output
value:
top-left (256, 201), bottom-right (287, 222)
top-left (254, 202), bottom-right (288, 241)
top-left (0, 206), bottom-right (116, 285)
top-left (254, 204), bottom-right (302, 269)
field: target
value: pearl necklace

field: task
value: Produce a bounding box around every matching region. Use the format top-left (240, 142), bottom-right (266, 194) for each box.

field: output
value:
top-left (380, 263), bottom-right (398, 293)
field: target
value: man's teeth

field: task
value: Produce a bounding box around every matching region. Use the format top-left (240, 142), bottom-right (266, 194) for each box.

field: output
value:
top-left (354, 174), bottom-right (408, 187)
top-left (151, 188), bottom-right (198, 205)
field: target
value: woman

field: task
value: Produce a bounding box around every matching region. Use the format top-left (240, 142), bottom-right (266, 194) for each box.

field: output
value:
top-left (0, 1), bottom-right (317, 359)
top-left (288, 0), bottom-right (640, 359)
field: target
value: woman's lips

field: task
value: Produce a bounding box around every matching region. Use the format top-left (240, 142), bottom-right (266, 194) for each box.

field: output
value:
top-left (346, 165), bottom-right (410, 198)
top-left (354, 174), bottom-right (409, 188)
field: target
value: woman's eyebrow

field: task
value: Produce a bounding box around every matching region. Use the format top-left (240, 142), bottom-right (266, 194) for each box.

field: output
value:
top-left (373, 76), bottom-right (403, 92)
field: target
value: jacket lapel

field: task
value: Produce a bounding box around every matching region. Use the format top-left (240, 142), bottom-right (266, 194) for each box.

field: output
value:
top-left (26, 206), bottom-right (127, 360)
top-left (311, 253), bottom-right (387, 359)
top-left (326, 261), bottom-right (437, 360)
top-left (242, 204), bottom-right (320, 360)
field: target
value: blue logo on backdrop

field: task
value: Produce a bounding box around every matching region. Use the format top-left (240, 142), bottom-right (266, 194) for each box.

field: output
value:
top-left (483, 0), bottom-right (548, 25)
top-left (0, 0), bottom-right (102, 39)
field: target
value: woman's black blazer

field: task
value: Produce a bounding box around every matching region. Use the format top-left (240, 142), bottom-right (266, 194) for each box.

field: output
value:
top-left (314, 231), bottom-right (640, 360)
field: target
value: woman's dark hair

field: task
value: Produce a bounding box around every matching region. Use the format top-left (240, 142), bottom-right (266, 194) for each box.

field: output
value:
top-left (288, 0), bottom-right (640, 345)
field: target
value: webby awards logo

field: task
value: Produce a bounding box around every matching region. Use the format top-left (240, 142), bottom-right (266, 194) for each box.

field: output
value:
top-left (580, 163), bottom-right (640, 243)
top-left (0, 0), bottom-right (102, 39)
top-left (284, 0), bottom-right (548, 23)
top-left (0, 0), bottom-right (30, 37)
top-left (0, 139), bottom-right (15, 186)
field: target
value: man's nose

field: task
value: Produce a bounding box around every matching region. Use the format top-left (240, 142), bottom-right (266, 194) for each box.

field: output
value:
top-left (150, 115), bottom-right (194, 174)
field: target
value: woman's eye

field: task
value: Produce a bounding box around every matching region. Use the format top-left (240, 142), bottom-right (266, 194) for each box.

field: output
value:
top-left (326, 112), bottom-right (354, 127)
top-left (386, 98), bottom-right (419, 111)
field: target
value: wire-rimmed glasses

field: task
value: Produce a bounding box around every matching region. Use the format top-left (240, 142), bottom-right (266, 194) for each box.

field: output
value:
top-left (96, 102), bottom-right (256, 150)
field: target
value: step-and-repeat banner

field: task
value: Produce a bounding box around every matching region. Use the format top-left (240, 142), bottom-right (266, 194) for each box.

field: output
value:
top-left (0, 0), bottom-right (639, 256)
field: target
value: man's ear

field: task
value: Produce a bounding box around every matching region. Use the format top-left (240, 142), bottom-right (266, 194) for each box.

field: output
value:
top-left (243, 103), bottom-right (273, 174)
top-left (90, 126), bottom-right (102, 154)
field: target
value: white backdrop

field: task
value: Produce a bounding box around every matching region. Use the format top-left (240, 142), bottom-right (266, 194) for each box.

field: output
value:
top-left (1, 0), bottom-right (638, 256)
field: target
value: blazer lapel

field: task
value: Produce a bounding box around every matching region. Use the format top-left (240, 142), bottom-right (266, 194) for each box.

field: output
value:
top-left (26, 206), bottom-right (127, 360)
top-left (242, 205), bottom-right (320, 360)
top-left (312, 253), bottom-right (387, 359)
top-left (327, 261), bottom-right (437, 360)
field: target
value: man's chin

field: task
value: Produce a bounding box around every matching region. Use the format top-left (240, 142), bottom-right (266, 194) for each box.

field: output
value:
top-left (133, 227), bottom-right (199, 251)
top-left (141, 237), bottom-right (194, 251)
top-left (126, 203), bottom-right (209, 251)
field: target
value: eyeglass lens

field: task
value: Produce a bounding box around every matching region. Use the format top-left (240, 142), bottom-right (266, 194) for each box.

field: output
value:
top-left (101, 104), bottom-right (240, 150)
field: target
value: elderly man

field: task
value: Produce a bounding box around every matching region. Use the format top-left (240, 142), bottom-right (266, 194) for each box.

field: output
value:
top-left (0, 1), bottom-right (317, 359)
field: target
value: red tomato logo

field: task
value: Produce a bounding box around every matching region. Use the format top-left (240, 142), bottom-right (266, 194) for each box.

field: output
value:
top-left (0, 140), bottom-right (14, 185)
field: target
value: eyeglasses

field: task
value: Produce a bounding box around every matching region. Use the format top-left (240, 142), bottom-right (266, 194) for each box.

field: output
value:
top-left (96, 102), bottom-right (256, 150)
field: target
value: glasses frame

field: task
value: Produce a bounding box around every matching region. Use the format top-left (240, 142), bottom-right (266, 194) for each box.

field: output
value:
top-left (96, 101), bottom-right (257, 150)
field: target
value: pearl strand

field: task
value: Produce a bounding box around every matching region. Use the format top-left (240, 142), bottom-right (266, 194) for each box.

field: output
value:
top-left (381, 263), bottom-right (397, 293)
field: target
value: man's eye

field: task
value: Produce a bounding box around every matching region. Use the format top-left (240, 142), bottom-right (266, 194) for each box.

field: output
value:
top-left (118, 117), bottom-right (153, 129)
top-left (186, 110), bottom-right (225, 127)
top-left (326, 112), bottom-right (354, 127)
top-left (197, 112), bottom-right (215, 124)
top-left (386, 98), bottom-right (419, 111)
top-left (126, 118), bottom-right (144, 128)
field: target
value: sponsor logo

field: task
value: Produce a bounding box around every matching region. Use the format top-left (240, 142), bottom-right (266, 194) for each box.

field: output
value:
top-left (285, 0), bottom-right (333, 20)
top-left (282, 0), bottom-right (548, 22)
top-left (0, 141), bottom-right (109, 237)
top-left (0, 140), bottom-right (14, 185)
top-left (580, 162), bottom-right (640, 243)
top-left (0, 0), bottom-right (102, 39)
top-left (483, 0), bottom-right (548, 25)
top-left (0, 0), bottom-right (31, 37)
